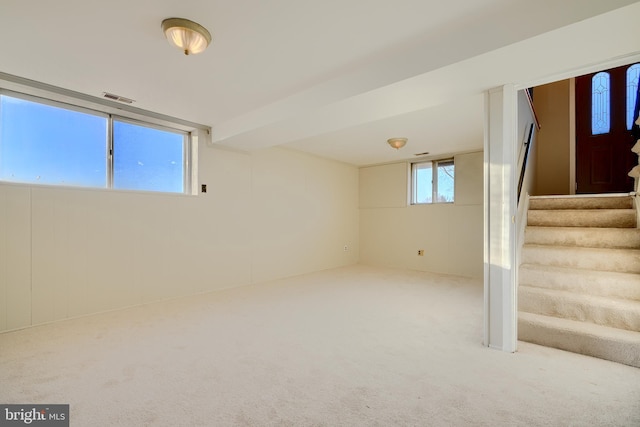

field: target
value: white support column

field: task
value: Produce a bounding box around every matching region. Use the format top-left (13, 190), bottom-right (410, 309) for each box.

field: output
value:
top-left (484, 85), bottom-right (518, 352)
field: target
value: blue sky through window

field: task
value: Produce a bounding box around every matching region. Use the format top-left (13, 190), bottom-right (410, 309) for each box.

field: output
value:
top-left (413, 161), bottom-right (454, 204)
top-left (113, 120), bottom-right (184, 193)
top-left (414, 163), bottom-right (432, 203)
top-left (0, 94), bottom-right (186, 193)
top-left (437, 162), bottom-right (454, 202)
top-left (0, 95), bottom-right (107, 186)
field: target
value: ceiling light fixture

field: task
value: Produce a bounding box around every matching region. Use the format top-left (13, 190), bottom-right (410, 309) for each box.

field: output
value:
top-left (162, 18), bottom-right (212, 55)
top-left (387, 137), bottom-right (408, 150)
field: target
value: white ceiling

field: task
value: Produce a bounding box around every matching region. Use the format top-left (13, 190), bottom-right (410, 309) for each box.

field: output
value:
top-left (1, 0), bottom-right (639, 166)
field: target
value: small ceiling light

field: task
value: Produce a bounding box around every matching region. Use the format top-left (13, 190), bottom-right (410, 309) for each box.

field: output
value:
top-left (162, 18), bottom-right (212, 55)
top-left (387, 137), bottom-right (408, 150)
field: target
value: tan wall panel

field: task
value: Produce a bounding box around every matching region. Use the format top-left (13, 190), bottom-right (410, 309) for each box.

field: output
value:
top-left (359, 163), bottom-right (408, 208)
top-left (534, 80), bottom-right (571, 195)
top-left (359, 152), bottom-right (483, 278)
top-left (0, 185), bottom-right (31, 331)
top-left (1, 144), bottom-right (359, 332)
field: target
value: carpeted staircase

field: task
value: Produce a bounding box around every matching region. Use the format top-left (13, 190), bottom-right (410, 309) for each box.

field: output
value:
top-left (518, 194), bottom-right (640, 367)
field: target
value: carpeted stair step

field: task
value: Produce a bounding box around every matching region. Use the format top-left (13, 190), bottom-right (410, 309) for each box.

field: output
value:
top-left (519, 285), bottom-right (640, 331)
top-left (520, 193), bottom-right (640, 366)
top-left (519, 264), bottom-right (640, 301)
top-left (529, 195), bottom-right (633, 210)
top-left (522, 245), bottom-right (640, 274)
top-left (518, 312), bottom-right (640, 368)
top-left (527, 209), bottom-right (636, 228)
top-left (524, 226), bottom-right (640, 249)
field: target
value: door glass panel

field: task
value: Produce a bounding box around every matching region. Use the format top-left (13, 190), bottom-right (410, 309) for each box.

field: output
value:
top-left (591, 72), bottom-right (610, 135)
top-left (626, 63), bottom-right (640, 130)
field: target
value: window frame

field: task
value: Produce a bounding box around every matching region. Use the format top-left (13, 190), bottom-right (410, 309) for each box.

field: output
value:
top-left (410, 158), bottom-right (455, 205)
top-left (0, 72), bottom-right (208, 195)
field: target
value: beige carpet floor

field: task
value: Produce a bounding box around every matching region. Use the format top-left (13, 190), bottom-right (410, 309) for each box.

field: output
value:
top-left (1, 265), bottom-right (639, 426)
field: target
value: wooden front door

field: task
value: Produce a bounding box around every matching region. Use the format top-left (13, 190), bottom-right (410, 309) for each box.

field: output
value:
top-left (575, 63), bottom-right (638, 194)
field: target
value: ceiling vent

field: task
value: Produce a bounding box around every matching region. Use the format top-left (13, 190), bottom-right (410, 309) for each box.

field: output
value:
top-left (102, 92), bottom-right (135, 104)
top-left (414, 152), bottom-right (430, 156)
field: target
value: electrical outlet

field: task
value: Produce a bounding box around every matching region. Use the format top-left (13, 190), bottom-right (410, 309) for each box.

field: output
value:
top-left (344, 245), bottom-right (349, 251)
top-left (201, 184), bottom-right (207, 193)
top-left (418, 250), bottom-right (424, 256)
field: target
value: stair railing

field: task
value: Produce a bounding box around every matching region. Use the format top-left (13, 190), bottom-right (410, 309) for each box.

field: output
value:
top-left (517, 89), bottom-right (540, 205)
top-left (516, 89), bottom-right (541, 279)
top-left (517, 123), bottom-right (535, 203)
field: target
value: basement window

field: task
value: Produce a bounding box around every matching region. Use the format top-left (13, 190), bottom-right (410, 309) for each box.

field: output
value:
top-left (112, 119), bottom-right (187, 193)
top-left (0, 94), bottom-right (108, 187)
top-left (411, 159), bottom-right (455, 204)
top-left (0, 83), bottom-right (202, 194)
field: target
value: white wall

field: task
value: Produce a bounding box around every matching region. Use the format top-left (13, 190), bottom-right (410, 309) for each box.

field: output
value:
top-left (359, 151), bottom-right (483, 278)
top-left (0, 145), bottom-right (359, 332)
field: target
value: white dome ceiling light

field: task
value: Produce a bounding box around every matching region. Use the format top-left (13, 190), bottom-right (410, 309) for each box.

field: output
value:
top-left (387, 137), bottom-right (407, 150)
top-left (162, 18), bottom-right (212, 56)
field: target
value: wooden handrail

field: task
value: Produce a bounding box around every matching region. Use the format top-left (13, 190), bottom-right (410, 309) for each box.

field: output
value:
top-left (517, 123), bottom-right (535, 204)
top-left (525, 88), bottom-right (541, 131)
top-left (517, 88), bottom-right (540, 205)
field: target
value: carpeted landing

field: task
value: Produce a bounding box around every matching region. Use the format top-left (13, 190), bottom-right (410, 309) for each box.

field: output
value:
top-left (519, 194), bottom-right (640, 368)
